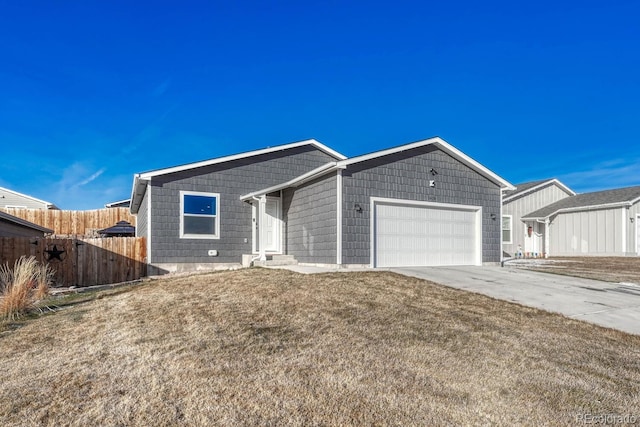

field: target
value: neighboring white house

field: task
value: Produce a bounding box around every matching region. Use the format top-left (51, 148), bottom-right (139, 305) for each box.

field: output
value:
top-left (0, 186), bottom-right (59, 210)
top-left (522, 185), bottom-right (640, 257)
top-left (502, 179), bottom-right (575, 257)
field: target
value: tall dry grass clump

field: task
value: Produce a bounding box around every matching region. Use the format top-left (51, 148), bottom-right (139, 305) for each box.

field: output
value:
top-left (0, 256), bottom-right (54, 321)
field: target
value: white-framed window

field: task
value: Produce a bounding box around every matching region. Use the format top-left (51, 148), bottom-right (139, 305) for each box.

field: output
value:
top-left (502, 215), bottom-right (512, 244)
top-left (180, 191), bottom-right (220, 239)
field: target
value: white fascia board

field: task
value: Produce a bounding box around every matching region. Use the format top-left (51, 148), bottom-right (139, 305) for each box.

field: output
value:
top-left (503, 179), bottom-right (576, 203)
top-left (239, 162), bottom-right (340, 201)
top-left (336, 169), bottom-right (343, 265)
top-left (138, 139), bottom-right (345, 180)
top-left (337, 137), bottom-right (515, 190)
top-left (129, 175), bottom-right (149, 214)
top-left (522, 201), bottom-right (633, 221)
top-left (0, 186), bottom-right (56, 209)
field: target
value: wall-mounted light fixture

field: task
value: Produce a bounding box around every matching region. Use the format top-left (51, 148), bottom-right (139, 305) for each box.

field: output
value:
top-left (430, 168), bottom-right (438, 176)
top-left (631, 217), bottom-right (635, 223)
top-left (490, 213), bottom-right (496, 220)
top-left (354, 203), bottom-right (363, 213)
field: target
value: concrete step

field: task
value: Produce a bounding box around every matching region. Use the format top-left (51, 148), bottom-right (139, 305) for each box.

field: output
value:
top-left (253, 254), bottom-right (298, 267)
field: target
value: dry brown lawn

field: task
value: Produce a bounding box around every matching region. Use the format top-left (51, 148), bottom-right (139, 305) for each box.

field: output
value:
top-left (521, 256), bottom-right (640, 283)
top-left (1, 268), bottom-right (640, 426)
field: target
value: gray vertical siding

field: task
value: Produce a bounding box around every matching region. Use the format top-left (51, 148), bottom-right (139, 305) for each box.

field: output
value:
top-left (0, 221), bottom-right (48, 237)
top-left (136, 189), bottom-right (149, 239)
top-left (149, 146), bottom-right (336, 264)
top-left (503, 183), bottom-right (572, 256)
top-left (282, 173), bottom-right (337, 264)
top-left (341, 145), bottom-right (502, 265)
top-left (628, 202), bottom-right (640, 255)
top-left (0, 188), bottom-right (52, 209)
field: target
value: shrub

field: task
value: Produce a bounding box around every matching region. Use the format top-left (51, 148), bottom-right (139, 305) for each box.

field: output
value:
top-left (0, 256), bottom-right (54, 321)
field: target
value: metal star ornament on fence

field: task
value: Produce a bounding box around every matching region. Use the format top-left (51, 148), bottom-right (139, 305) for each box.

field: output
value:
top-left (44, 245), bottom-right (66, 262)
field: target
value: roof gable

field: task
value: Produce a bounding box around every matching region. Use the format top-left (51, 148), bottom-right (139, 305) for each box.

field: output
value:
top-left (523, 185), bottom-right (640, 219)
top-left (130, 139), bottom-right (345, 213)
top-left (503, 178), bottom-right (575, 203)
top-left (130, 136), bottom-right (514, 213)
top-left (337, 137), bottom-right (514, 190)
top-left (239, 136), bottom-right (514, 200)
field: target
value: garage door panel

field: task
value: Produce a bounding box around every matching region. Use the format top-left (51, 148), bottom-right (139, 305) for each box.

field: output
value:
top-left (374, 201), bottom-right (479, 267)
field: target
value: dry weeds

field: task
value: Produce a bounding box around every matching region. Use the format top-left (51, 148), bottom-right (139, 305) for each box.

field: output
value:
top-left (1, 268), bottom-right (639, 426)
top-left (523, 256), bottom-right (640, 283)
top-left (0, 256), bottom-right (53, 321)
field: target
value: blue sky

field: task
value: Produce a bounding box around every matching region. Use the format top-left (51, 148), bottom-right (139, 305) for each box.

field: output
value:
top-left (1, 1), bottom-right (639, 209)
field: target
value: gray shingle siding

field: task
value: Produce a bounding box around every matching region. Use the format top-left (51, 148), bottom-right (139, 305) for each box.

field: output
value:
top-left (148, 146), bottom-right (336, 264)
top-left (283, 173), bottom-right (337, 264)
top-left (341, 145), bottom-right (502, 265)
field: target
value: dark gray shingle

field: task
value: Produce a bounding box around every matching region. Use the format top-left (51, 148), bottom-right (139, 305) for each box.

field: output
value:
top-left (523, 185), bottom-right (640, 219)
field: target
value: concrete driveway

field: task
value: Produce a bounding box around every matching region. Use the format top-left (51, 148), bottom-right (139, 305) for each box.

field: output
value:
top-left (390, 265), bottom-right (640, 336)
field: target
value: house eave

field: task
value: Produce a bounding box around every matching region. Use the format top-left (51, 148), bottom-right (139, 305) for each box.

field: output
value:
top-left (129, 175), bottom-right (149, 214)
top-left (522, 201), bottom-right (633, 221)
top-left (105, 198), bottom-right (131, 208)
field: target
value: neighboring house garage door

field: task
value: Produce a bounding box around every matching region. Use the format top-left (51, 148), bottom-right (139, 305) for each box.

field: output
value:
top-left (372, 198), bottom-right (481, 267)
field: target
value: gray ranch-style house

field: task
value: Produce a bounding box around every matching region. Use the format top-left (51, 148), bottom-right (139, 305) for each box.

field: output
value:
top-left (130, 137), bottom-right (514, 274)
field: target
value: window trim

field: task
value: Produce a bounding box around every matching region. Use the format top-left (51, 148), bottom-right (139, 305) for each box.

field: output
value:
top-left (502, 214), bottom-right (513, 244)
top-left (179, 191), bottom-right (220, 239)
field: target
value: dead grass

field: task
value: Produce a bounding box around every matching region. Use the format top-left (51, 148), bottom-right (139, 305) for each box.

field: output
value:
top-left (1, 268), bottom-right (639, 426)
top-left (523, 257), bottom-right (640, 283)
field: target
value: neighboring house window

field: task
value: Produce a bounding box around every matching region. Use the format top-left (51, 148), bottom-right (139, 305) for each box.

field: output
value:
top-left (180, 191), bottom-right (220, 239)
top-left (502, 215), bottom-right (512, 244)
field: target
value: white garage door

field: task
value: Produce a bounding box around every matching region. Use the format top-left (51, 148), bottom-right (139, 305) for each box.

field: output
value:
top-left (373, 199), bottom-right (481, 267)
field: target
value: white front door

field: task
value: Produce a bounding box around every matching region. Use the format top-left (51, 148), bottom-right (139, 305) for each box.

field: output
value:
top-left (524, 222), bottom-right (543, 256)
top-left (263, 197), bottom-right (281, 253)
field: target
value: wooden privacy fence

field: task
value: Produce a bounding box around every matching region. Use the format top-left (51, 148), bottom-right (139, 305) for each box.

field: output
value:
top-left (0, 207), bottom-right (135, 236)
top-left (0, 237), bottom-right (146, 287)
